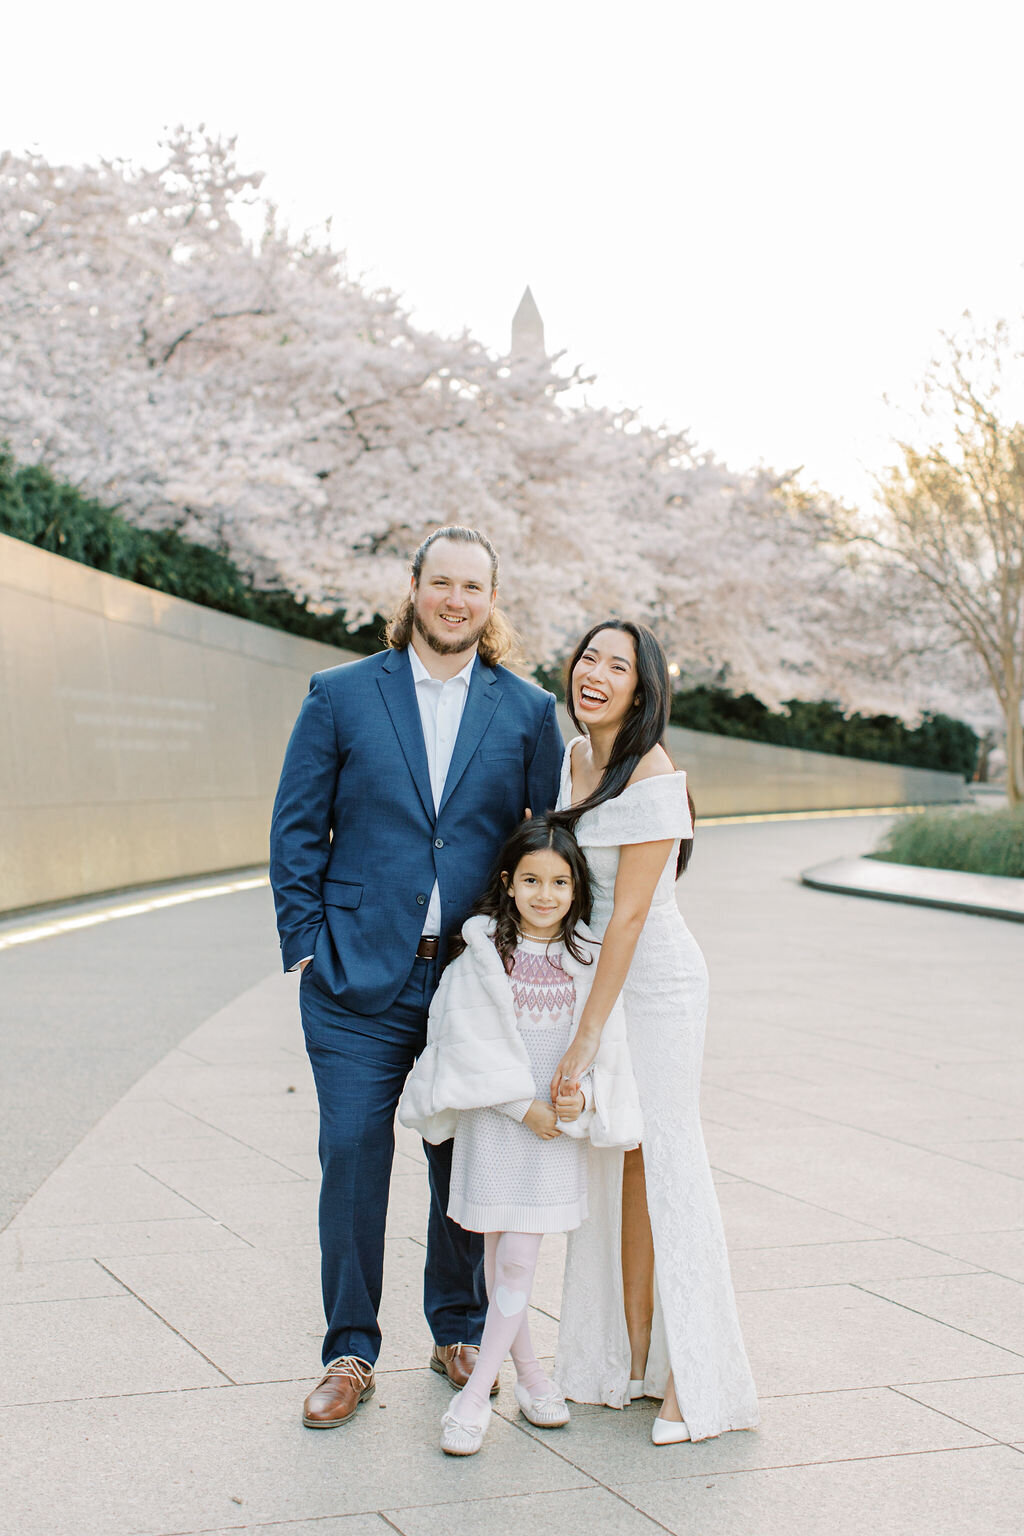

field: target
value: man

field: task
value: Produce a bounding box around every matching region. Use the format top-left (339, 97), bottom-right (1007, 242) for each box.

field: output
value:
top-left (270, 525), bottom-right (563, 1428)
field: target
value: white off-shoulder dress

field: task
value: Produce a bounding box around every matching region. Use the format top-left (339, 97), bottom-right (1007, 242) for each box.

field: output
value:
top-left (553, 740), bottom-right (759, 1441)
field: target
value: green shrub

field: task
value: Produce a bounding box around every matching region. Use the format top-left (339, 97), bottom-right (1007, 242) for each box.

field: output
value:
top-left (871, 805), bottom-right (1024, 878)
top-left (0, 449), bottom-right (383, 655)
top-left (669, 685), bottom-right (978, 779)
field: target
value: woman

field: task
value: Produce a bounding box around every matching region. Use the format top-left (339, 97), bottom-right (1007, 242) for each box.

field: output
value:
top-left (551, 619), bottom-right (758, 1444)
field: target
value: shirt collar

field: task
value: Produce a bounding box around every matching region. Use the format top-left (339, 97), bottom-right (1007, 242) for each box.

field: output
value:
top-left (408, 646), bottom-right (476, 689)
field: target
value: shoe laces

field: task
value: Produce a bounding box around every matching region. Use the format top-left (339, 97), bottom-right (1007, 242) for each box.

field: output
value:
top-left (323, 1355), bottom-right (373, 1388)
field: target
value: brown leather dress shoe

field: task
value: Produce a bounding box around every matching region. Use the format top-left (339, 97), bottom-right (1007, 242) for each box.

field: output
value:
top-left (302, 1355), bottom-right (375, 1427)
top-left (430, 1343), bottom-right (500, 1396)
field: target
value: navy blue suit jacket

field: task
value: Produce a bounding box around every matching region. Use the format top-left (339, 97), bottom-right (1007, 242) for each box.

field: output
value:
top-left (269, 647), bottom-right (564, 1015)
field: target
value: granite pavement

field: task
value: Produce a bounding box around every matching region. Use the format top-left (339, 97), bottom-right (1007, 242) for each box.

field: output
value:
top-left (1, 814), bottom-right (1021, 1536)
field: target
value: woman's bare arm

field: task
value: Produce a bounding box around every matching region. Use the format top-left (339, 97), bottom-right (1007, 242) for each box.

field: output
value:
top-left (550, 836), bottom-right (674, 1096)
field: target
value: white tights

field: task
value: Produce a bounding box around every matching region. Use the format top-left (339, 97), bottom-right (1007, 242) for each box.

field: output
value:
top-left (455, 1230), bottom-right (548, 1420)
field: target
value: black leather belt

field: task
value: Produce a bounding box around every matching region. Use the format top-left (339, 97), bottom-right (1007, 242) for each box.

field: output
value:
top-left (416, 936), bottom-right (440, 960)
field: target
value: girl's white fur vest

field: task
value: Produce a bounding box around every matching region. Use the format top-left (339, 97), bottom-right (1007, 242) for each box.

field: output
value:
top-left (398, 915), bottom-right (643, 1149)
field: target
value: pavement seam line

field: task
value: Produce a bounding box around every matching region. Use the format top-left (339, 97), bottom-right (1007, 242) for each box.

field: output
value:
top-left (701, 1164), bottom-right (894, 1238)
top-left (757, 1373), bottom-right (1024, 1398)
top-left (704, 1052), bottom-right (1023, 1123)
top-left (705, 1081), bottom-right (1024, 1175)
top-left (886, 1233), bottom-right (1024, 1288)
top-left (605, 1441), bottom-right (1011, 1488)
top-left (132, 1160), bottom-right (258, 1229)
top-left (489, 1413), bottom-right (677, 1532)
top-left (379, 1477), bottom-right (597, 1515)
top-left (888, 1383), bottom-right (1020, 1448)
top-left (848, 1280), bottom-right (1024, 1360)
top-left (160, 1097), bottom-right (321, 1183)
top-left (735, 1271), bottom-right (985, 1293)
top-left (95, 1259), bottom-right (238, 1385)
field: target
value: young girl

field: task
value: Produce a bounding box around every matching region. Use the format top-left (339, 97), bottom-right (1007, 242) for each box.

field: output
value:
top-left (399, 817), bottom-right (643, 1457)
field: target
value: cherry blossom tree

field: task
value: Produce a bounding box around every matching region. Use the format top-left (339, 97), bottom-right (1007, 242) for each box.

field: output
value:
top-left (0, 132), bottom-right (657, 660)
top-left (0, 130), bottom-right (970, 731)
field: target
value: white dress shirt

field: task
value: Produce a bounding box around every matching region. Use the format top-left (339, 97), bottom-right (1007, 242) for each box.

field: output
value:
top-left (293, 646), bottom-right (476, 971)
top-left (408, 645), bottom-right (476, 935)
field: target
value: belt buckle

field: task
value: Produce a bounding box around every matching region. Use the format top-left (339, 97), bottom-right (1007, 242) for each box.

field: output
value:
top-left (417, 936), bottom-right (440, 960)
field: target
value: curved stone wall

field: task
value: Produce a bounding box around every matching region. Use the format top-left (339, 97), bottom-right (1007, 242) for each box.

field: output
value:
top-left (0, 533), bottom-right (966, 912)
top-left (0, 534), bottom-right (358, 912)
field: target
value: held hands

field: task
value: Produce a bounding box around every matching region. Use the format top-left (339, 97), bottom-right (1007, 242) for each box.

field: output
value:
top-left (523, 1100), bottom-right (562, 1140)
top-left (554, 1085), bottom-right (586, 1123)
top-left (550, 1025), bottom-right (601, 1105)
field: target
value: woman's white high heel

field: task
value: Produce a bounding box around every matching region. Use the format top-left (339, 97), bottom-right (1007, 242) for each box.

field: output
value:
top-left (651, 1415), bottom-right (691, 1445)
top-left (628, 1378), bottom-right (648, 1401)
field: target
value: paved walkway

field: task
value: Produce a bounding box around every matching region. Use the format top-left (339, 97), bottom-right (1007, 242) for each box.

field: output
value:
top-left (2, 815), bottom-right (1022, 1536)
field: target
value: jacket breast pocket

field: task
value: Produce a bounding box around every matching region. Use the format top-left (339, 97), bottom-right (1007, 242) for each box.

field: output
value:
top-left (322, 880), bottom-right (363, 909)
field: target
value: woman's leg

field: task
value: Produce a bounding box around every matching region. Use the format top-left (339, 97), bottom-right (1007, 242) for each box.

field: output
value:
top-left (622, 1147), bottom-right (684, 1421)
top-left (451, 1231), bottom-right (544, 1423)
top-left (660, 1372), bottom-right (682, 1420)
top-left (621, 1147), bottom-right (655, 1378)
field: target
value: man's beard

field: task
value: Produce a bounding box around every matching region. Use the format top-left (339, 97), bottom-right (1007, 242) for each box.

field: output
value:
top-left (413, 606), bottom-right (488, 656)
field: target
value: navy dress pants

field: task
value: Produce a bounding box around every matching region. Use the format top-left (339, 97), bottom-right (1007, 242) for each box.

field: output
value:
top-left (300, 956), bottom-right (487, 1366)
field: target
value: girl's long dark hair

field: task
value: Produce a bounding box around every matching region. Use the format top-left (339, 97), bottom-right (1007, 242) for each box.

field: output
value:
top-left (552, 618), bottom-right (696, 876)
top-left (448, 817), bottom-right (595, 974)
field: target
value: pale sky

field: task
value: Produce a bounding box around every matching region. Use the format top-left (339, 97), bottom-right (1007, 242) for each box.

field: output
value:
top-left (5, 0), bottom-right (1024, 507)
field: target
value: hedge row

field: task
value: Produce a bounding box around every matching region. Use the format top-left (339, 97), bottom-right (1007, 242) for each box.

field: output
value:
top-left (0, 451), bottom-right (383, 655)
top-left (871, 805), bottom-right (1024, 877)
top-left (667, 686), bottom-right (978, 779)
top-left (1, 450), bottom-right (978, 777)
top-left (533, 670), bottom-right (978, 779)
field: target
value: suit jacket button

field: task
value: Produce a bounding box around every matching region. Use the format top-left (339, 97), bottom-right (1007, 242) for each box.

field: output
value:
top-left (434, 838), bottom-right (444, 848)
top-left (416, 894), bottom-right (427, 905)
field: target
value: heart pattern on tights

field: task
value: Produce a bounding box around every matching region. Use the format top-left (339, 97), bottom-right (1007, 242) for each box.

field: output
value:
top-left (494, 1285), bottom-right (527, 1317)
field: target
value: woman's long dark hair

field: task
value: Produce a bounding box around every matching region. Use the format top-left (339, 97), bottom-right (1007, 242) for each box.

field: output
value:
top-left (552, 618), bottom-right (696, 876)
top-left (447, 817), bottom-right (595, 974)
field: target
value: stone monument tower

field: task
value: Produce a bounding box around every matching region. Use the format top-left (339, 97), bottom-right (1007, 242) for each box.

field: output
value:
top-left (511, 286), bottom-right (545, 358)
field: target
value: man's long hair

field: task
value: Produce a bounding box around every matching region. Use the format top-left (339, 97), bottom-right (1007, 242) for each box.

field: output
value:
top-left (384, 526), bottom-right (522, 668)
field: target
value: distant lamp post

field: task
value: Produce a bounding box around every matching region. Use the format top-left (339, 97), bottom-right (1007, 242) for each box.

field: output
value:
top-left (511, 286), bottom-right (545, 359)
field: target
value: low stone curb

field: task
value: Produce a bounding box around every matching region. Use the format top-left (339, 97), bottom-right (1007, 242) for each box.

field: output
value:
top-left (801, 857), bottom-right (1024, 924)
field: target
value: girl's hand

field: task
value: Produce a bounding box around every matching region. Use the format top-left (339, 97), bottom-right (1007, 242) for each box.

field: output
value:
top-left (523, 1100), bottom-right (562, 1140)
top-left (550, 1026), bottom-right (601, 1102)
top-left (554, 1086), bottom-right (585, 1122)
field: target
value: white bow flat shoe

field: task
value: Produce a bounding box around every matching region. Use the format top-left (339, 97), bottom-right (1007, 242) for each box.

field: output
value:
top-left (514, 1380), bottom-right (570, 1427)
top-left (651, 1415), bottom-right (691, 1445)
top-left (440, 1392), bottom-right (491, 1455)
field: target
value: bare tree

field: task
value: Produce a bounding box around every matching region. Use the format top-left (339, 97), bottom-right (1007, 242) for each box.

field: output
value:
top-left (833, 320), bottom-right (1024, 802)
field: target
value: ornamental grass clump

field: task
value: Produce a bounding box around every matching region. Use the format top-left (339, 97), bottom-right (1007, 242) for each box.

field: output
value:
top-left (871, 806), bottom-right (1024, 879)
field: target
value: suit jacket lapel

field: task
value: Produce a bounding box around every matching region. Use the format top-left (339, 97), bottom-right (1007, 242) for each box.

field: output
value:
top-left (377, 649), bottom-right (435, 822)
top-left (439, 659), bottom-right (501, 815)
